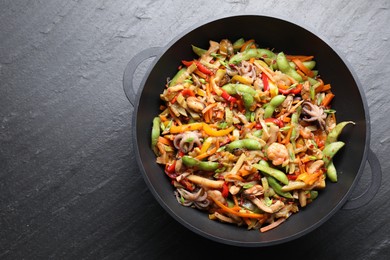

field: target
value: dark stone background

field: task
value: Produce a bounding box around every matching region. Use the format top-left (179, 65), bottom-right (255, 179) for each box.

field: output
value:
top-left (1, 0), bottom-right (389, 259)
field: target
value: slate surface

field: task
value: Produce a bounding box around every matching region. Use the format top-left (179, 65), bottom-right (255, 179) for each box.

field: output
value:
top-left (1, 0), bottom-right (389, 259)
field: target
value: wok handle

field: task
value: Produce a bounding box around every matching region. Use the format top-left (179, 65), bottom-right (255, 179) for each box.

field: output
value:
top-left (342, 148), bottom-right (382, 210)
top-left (123, 47), bottom-right (161, 106)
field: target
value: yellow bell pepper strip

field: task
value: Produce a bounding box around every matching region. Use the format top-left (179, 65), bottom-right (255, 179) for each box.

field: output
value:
top-left (202, 123), bottom-right (234, 137)
top-left (169, 122), bottom-right (203, 134)
top-left (231, 75), bottom-right (253, 85)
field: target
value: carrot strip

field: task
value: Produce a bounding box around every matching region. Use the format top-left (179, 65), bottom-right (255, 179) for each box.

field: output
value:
top-left (285, 55), bottom-right (314, 62)
top-left (232, 195), bottom-right (240, 207)
top-left (317, 83), bottom-right (331, 93)
top-left (240, 39), bottom-right (255, 52)
top-left (282, 126), bottom-right (293, 144)
top-left (292, 58), bottom-right (314, 77)
top-left (321, 93), bottom-right (335, 107)
top-left (202, 102), bottom-right (217, 114)
top-left (210, 196), bottom-right (265, 219)
top-left (195, 147), bottom-right (217, 160)
top-left (158, 136), bottom-right (172, 146)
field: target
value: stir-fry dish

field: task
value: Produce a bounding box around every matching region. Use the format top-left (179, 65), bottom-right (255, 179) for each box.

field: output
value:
top-left (150, 38), bottom-right (354, 232)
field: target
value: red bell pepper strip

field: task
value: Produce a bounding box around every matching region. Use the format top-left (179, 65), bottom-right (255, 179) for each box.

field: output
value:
top-left (278, 83), bottom-right (303, 95)
top-left (165, 160), bottom-right (177, 179)
top-left (221, 89), bottom-right (237, 103)
top-left (221, 182), bottom-right (229, 198)
top-left (182, 60), bottom-right (213, 75)
top-left (256, 118), bottom-right (284, 129)
top-left (287, 174), bottom-right (298, 180)
top-left (265, 118), bottom-right (284, 128)
top-left (262, 73), bottom-right (269, 91)
top-left (170, 89), bottom-right (195, 104)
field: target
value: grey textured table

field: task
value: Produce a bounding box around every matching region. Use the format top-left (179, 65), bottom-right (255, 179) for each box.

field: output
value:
top-left (1, 0), bottom-right (389, 259)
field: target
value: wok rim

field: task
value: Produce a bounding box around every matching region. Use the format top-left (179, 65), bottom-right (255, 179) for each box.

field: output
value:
top-left (131, 13), bottom-right (371, 247)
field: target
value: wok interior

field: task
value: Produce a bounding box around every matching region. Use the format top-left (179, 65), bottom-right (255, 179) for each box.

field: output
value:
top-left (134, 15), bottom-right (367, 246)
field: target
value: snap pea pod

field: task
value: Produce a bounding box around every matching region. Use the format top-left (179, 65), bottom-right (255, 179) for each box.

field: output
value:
top-left (181, 155), bottom-right (220, 171)
top-left (151, 117), bottom-right (161, 155)
top-left (267, 176), bottom-right (293, 199)
top-left (229, 48), bottom-right (277, 65)
top-left (253, 163), bottom-right (289, 185)
top-left (221, 83), bottom-right (257, 96)
top-left (326, 121), bottom-right (355, 145)
top-left (289, 60), bottom-right (316, 70)
top-left (226, 139), bottom-right (263, 152)
top-left (221, 83), bottom-right (257, 109)
top-left (276, 52), bottom-right (303, 82)
top-left (326, 160), bottom-right (338, 182)
top-left (264, 95), bottom-right (286, 119)
top-left (322, 141), bottom-right (345, 167)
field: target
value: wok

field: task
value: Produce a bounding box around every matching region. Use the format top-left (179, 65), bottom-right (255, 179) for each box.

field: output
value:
top-left (123, 15), bottom-right (382, 247)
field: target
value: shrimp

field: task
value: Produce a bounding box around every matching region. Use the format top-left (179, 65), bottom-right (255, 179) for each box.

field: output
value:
top-left (266, 143), bottom-right (289, 166)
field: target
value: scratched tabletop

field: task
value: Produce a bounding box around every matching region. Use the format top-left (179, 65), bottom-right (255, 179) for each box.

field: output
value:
top-left (1, 0), bottom-right (389, 259)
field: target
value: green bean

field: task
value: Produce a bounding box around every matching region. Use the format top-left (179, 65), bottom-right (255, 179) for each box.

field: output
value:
top-left (182, 155), bottom-right (220, 171)
top-left (326, 160), bottom-right (338, 182)
top-left (229, 48), bottom-right (277, 65)
top-left (264, 95), bottom-right (286, 118)
top-left (322, 141), bottom-right (345, 167)
top-left (253, 163), bottom-right (289, 185)
top-left (276, 52), bottom-right (303, 82)
top-left (226, 139), bottom-right (263, 152)
top-left (326, 121), bottom-right (355, 145)
top-left (151, 117), bottom-right (161, 155)
top-left (267, 176), bottom-right (293, 199)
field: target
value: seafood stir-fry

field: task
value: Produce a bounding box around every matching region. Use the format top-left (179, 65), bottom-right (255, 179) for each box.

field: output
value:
top-left (150, 38), bottom-right (354, 232)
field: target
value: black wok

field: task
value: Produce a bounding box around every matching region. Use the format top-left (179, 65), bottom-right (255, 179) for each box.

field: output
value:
top-left (123, 15), bottom-right (382, 247)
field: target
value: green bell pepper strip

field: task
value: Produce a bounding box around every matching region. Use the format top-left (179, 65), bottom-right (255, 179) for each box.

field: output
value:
top-left (276, 52), bottom-right (303, 82)
top-left (322, 141), bottom-right (345, 167)
top-left (253, 163), bottom-right (289, 185)
top-left (226, 139), bottom-right (263, 152)
top-left (232, 38), bottom-right (245, 52)
top-left (151, 117), bottom-right (161, 155)
top-left (229, 48), bottom-right (277, 65)
top-left (264, 95), bottom-right (286, 119)
top-left (169, 63), bottom-right (197, 87)
top-left (181, 155), bottom-right (220, 171)
top-left (326, 121), bottom-right (355, 145)
top-left (191, 45), bottom-right (207, 57)
top-left (267, 176), bottom-right (293, 199)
